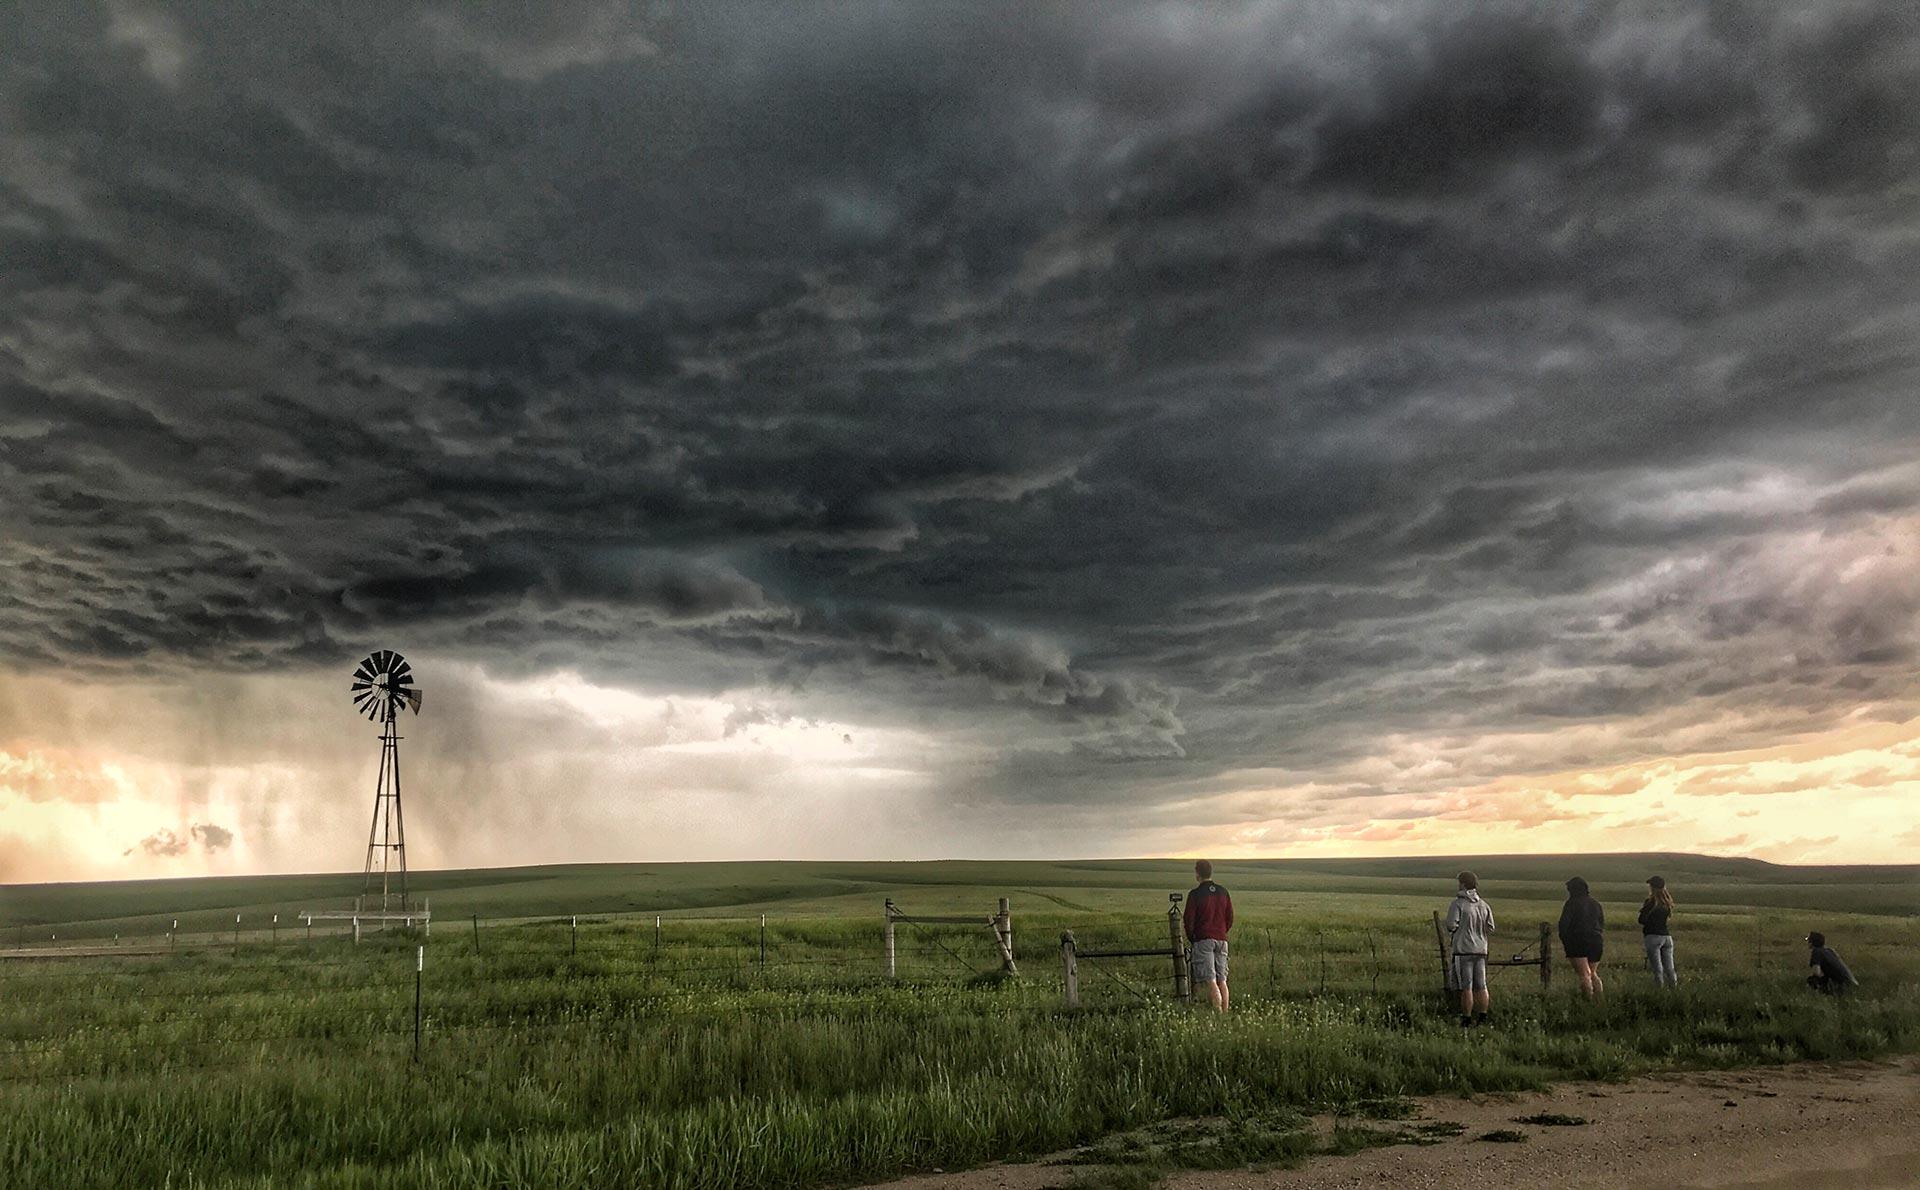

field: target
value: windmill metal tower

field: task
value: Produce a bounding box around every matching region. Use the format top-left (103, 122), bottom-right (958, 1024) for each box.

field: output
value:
top-left (351, 650), bottom-right (423, 912)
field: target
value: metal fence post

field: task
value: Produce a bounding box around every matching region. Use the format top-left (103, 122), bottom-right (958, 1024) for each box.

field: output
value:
top-left (413, 945), bottom-right (424, 1062)
top-left (884, 899), bottom-right (897, 979)
top-left (1061, 931), bottom-right (1079, 1008)
top-left (1167, 895), bottom-right (1190, 1001)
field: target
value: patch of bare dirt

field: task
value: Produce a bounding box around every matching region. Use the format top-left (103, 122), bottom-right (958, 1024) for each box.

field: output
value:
top-left (865, 1056), bottom-right (1920, 1190)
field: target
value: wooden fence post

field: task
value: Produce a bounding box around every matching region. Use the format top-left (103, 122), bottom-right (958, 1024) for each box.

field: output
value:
top-left (1167, 895), bottom-right (1190, 1001)
top-left (352, 916), bottom-right (360, 945)
top-left (1061, 930), bottom-right (1079, 1008)
top-left (1431, 910), bottom-right (1452, 993)
top-left (884, 899), bottom-right (897, 979)
top-left (994, 897), bottom-right (1017, 974)
top-left (1539, 922), bottom-right (1552, 990)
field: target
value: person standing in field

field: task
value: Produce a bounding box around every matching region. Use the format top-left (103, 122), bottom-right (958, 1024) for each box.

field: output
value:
top-left (1444, 871), bottom-right (1495, 1027)
top-left (1638, 875), bottom-right (1678, 988)
top-left (1183, 860), bottom-right (1233, 1012)
top-left (1558, 876), bottom-right (1606, 998)
top-left (1805, 932), bottom-right (1858, 994)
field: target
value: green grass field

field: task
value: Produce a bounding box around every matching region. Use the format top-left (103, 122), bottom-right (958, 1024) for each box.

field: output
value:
top-left (1, 855), bottom-right (1915, 1187)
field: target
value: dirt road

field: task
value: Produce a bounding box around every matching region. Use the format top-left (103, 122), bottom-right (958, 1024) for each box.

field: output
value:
top-left (869, 1056), bottom-right (1920, 1190)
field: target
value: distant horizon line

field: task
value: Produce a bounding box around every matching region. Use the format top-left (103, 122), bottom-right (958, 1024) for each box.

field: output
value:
top-left (10, 848), bottom-right (1917, 890)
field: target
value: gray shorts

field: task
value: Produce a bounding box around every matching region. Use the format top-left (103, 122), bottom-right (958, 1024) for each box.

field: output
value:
top-left (1451, 953), bottom-right (1489, 992)
top-left (1190, 938), bottom-right (1229, 984)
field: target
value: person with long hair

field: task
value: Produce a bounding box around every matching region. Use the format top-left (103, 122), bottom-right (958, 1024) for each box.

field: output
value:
top-left (1638, 875), bottom-right (1677, 988)
top-left (1558, 876), bottom-right (1605, 997)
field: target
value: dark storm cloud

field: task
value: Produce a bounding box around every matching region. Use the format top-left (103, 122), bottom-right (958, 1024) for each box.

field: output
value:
top-left (128, 821), bottom-right (229, 858)
top-left (6, 1), bottom-right (1920, 810)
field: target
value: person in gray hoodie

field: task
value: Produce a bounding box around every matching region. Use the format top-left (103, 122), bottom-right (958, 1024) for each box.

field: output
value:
top-left (1444, 871), bottom-right (1496, 1027)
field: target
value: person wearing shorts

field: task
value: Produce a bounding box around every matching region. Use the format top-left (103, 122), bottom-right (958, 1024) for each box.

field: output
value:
top-left (1558, 876), bottom-right (1606, 998)
top-left (1183, 860), bottom-right (1233, 1012)
top-left (1444, 871), bottom-right (1496, 1027)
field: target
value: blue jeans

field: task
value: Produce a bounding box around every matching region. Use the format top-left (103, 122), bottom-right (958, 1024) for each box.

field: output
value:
top-left (1643, 934), bottom-right (1677, 987)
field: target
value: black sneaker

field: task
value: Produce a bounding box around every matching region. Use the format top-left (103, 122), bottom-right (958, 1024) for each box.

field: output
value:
top-left (1474, 1013), bottom-right (1492, 1027)
top-left (1460, 1015), bottom-right (1473, 1028)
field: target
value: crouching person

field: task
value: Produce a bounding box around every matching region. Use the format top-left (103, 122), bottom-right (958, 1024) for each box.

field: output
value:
top-left (1445, 871), bottom-right (1495, 1027)
top-left (1805, 932), bottom-right (1858, 995)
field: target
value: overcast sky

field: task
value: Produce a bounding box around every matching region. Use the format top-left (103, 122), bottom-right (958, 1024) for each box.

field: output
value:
top-left (5, 1), bottom-right (1919, 882)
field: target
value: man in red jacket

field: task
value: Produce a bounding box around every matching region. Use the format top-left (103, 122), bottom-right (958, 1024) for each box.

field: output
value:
top-left (1183, 859), bottom-right (1234, 1011)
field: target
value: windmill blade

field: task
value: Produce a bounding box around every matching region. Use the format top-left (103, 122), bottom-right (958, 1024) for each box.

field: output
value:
top-left (372, 649), bottom-right (391, 674)
top-left (350, 679), bottom-right (373, 693)
top-left (353, 662), bottom-right (376, 683)
top-left (405, 688), bottom-right (423, 714)
top-left (391, 659), bottom-right (412, 683)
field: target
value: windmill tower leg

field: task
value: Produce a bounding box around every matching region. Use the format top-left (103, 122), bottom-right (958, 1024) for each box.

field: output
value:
top-left (363, 701), bottom-right (408, 912)
top-left (390, 706), bottom-right (407, 908)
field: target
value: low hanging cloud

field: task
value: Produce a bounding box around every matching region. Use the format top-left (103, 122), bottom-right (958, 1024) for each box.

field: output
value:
top-left (127, 821), bottom-right (235, 859)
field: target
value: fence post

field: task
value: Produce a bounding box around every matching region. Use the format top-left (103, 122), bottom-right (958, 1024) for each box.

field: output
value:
top-left (171, 919), bottom-right (178, 952)
top-left (995, 897), bottom-right (1017, 975)
top-left (413, 944), bottom-right (424, 1063)
top-left (884, 899), bottom-right (897, 979)
top-left (1061, 930), bottom-right (1079, 1008)
top-left (654, 915), bottom-right (661, 955)
top-left (272, 914), bottom-right (278, 945)
top-left (1168, 894), bottom-right (1190, 1001)
top-left (1431, 910), bottom-right (1452, 993)
top-left (353, 916), bottom-right (361, 945)
top-left (571, 915), bottom-right (578, 956)
top-left (1539, 922), bottom-right (1552, 989)
top-left (472, 914), bottom-right (480, 954)
top-left (234, 913), bottom-right (242, 953)
top-left (305, 914), bottom-right (312, 943)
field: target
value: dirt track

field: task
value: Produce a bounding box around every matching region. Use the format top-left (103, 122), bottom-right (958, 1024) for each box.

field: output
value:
top-left (869, 1056), bottom-right (1920, 1190)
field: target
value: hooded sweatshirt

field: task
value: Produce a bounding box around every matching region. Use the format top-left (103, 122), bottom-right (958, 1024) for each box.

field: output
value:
top-left (1444, 888), bottom-right (1495, 957)
top-left (1558, 879), bottom-right (1605, 953)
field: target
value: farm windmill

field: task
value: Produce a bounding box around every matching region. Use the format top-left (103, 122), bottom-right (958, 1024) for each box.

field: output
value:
top-left (352, 649), bottom-right (422, 912)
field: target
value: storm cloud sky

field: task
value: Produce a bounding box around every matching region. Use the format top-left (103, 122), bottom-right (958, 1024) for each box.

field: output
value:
top-left (5, 1), bottom-right (1920, 879)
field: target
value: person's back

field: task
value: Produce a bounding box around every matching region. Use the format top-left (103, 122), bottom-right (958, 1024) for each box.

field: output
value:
top-left (1183, 860), bottom-right (1233, 1011)
top-left (1445, 887), bottom-right (1494, 957)
top-left (1444, 872), bottom-right (1495, 1026)
top-left (1185, 879), bottom-right (1232, 941)
top-left (1558, 876), bottom-right (1607, 997)
top-left (1558, 888), bottom-right (1605, 950)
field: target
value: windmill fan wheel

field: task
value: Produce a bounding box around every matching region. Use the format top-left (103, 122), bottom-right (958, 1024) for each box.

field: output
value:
top-left (350, 649), bottom-right (423, 720)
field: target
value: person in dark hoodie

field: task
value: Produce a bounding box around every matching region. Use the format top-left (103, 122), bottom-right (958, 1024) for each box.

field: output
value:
top-left (1558, 876), bottom-right (1605, 998)
top-left (1443, 871), bottom-right (1496, 1027)
top-left (1805, 932), bottom-right (1858, 995)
